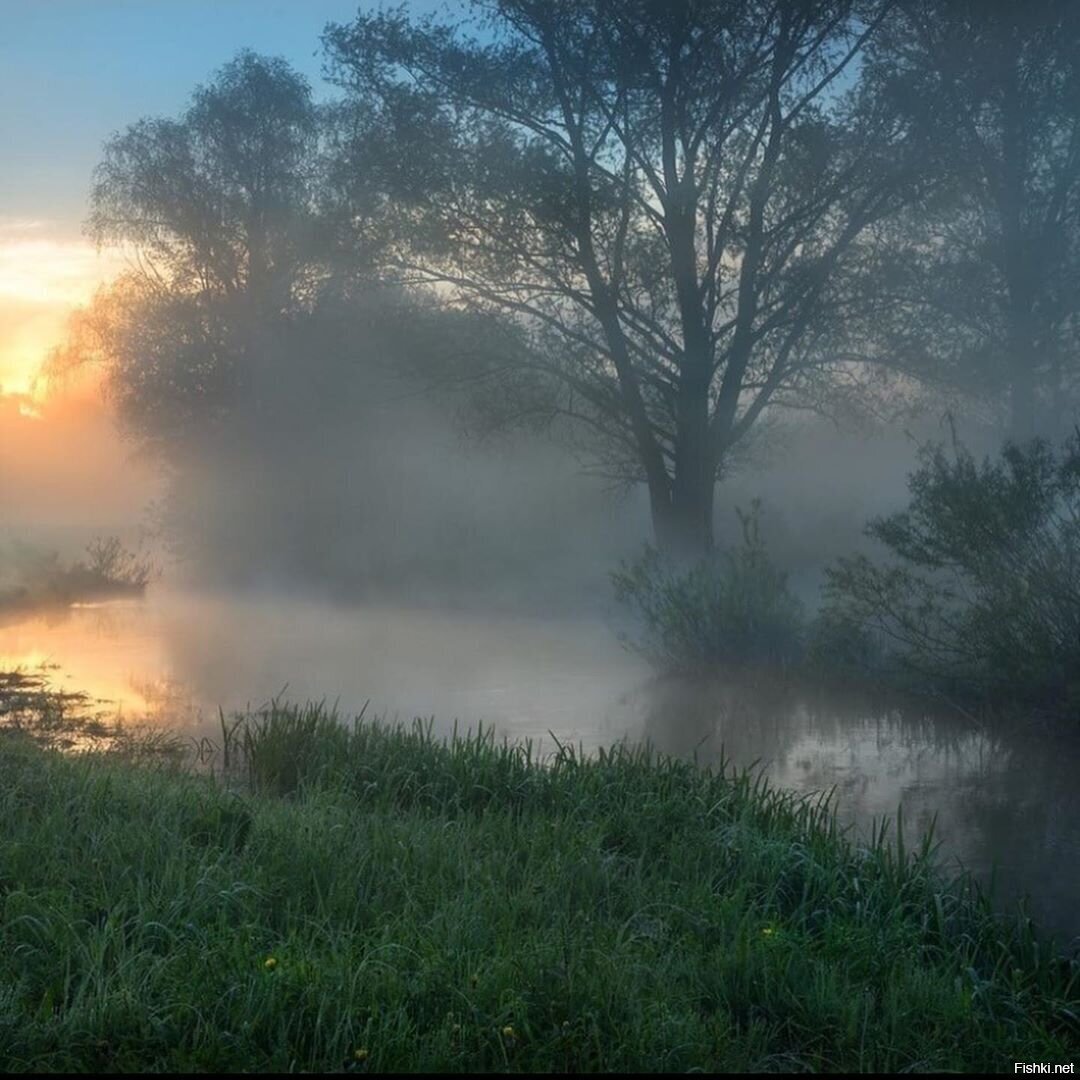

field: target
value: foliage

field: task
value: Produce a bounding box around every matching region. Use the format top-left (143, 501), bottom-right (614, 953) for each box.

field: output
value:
top-left (72, 52), bottom-right (366, 452)
top-left (804, 607), bottom-right (894, 683)
top-left (89, 50), bottom-right (323, 302)
top-left (823, 433), bottom-right (1080, 713)
top-left (612, 503), bottom-right (804, 673)
top-left (77, 536), bottom-right (155, 590)
top-left (857, 0), bottom-right (1080, 439)
top-left (0, 706), bottom-right (1076, 1071)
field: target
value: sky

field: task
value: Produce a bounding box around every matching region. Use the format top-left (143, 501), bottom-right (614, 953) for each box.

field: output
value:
top-left (0, 0), bottom-right (443, 395)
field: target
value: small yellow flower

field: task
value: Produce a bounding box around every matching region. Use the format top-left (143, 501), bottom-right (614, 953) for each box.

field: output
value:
top-left (761, 927), bottom-right (776, 938)
top-left (501, 1025), bottom-right (516, 1040)
top-left (264, 956), bottom-right (278, 970)
top-left (354, 1048), bottom-right (369, 1062)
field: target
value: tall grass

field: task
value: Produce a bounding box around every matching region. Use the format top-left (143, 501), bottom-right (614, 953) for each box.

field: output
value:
top-left (1, 700), bottom-right (1076, 1072)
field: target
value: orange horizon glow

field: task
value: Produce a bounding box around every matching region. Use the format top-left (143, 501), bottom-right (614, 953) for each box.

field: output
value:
top-left (0, 218), bottom-right (156, 541)
top-left (0, 218), bottom-right (125, 399)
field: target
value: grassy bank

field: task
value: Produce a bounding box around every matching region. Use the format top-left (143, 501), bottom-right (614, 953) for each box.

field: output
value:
top-left (1, 704), bottom-right (1078, 1072)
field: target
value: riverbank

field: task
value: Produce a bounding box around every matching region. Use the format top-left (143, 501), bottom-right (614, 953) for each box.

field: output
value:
top-left (1, 700), bottom-right (1077, 1072)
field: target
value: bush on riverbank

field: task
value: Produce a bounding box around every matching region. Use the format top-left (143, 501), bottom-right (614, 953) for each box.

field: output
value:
top-left (612, 502), bottom-right (805, 674)
top-left (0, 701), bottom-right (1076, 1072)
top-left (0, 536), bottom-right (155, 614)
top-left (615, 437), bottom-right (1080, 722)
top-left (822, 434), bottom-right (1080, 717)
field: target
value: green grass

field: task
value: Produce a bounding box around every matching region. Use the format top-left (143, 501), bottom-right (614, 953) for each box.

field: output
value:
top-left (0, 701), bottom-right (1077, 1072)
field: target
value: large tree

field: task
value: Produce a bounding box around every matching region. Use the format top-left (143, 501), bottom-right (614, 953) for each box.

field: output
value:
top-left (90, 50), bottom-right (326, 305)
top-left (84, 50), bottom-right (333, 434)
top-left (70, 48), bottom-right (525, 456)
top-left (324, 0), bottom-right (918, 557)
top-left (860, 0), bottom-right (1080, 441)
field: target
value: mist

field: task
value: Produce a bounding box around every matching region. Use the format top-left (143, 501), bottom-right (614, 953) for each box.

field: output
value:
top-left (160, 360), bottom-right (650, 613)
top-left (0, 384), bottom-right (157, 553)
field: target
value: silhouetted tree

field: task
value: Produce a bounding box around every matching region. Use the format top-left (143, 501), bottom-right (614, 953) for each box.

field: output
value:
top-left (90, 51), bottom-right (323, 309)
top-left (76, 49), bottom-right (515, 451)
top-left (59, 48), bottom-right (547, 598)
top-left (324, 0), bottom-right (919, 557)
top-left (860, 0), bottom-right (1080, 440)
top-left (85, 51), bottom-right (332, 430)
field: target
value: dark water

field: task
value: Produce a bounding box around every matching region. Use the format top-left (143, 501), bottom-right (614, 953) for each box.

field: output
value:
top-left (2, 588), bottom-right (1077, 947)
top-left (639, 676), bottom-right (1080, 946)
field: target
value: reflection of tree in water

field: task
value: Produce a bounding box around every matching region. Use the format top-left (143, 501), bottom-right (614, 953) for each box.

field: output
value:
top-left (639, 672), bottom-right (1080, 942)
top-left (942, 722), bottom-right (1080, 947)
top-left (794, 686), bottom-right (1008, 831)
top-left (639, 674), bottom-right (981, 772)
top-left (638, 673), bottom-right (811, 769)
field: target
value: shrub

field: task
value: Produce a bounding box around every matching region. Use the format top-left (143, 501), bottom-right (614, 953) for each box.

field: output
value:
top-left (612, 502), bottom-right (804, 674)
top-left (804, 607), bottom-right (893, 682)
top-left (822, 432), bottom-right (1080, 715)
top-left (70, 536), bottom-right (156, 591)
top-left (0, 537), bottom-right (157, 612)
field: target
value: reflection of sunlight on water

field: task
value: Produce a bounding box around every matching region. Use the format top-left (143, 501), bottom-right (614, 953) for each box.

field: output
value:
top-left (0, 649), bottom-right (55, 671)
top-left (0, 589), bottom-right (650, 745)
top-left (0, 598), bottom-right (179, 720)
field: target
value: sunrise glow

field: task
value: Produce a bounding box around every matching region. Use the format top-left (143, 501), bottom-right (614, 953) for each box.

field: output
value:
top-left (0, 219), bottom-right (123, 397)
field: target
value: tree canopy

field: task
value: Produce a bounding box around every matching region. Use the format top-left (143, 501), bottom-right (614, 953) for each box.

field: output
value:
top-left (64, 4), bottom-right (1080, 559)
top-left (323, 0), bottom-right (929, 555)
top-left (858, 0), bottom-right (1080, 440)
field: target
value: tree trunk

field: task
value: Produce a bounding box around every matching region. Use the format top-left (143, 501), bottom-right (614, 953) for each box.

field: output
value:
top-left (1010, 362), bottom-right (1036, 443)
top-left (650, 459), bottom-right (715, 564)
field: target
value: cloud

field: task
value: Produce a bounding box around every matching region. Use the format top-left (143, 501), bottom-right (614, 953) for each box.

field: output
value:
top-left (0, 236), bottom-right (123, 306)
top-left (0, 228), bottom-right (124, 394)
top-left (0, 217), bottom-right (50, 234)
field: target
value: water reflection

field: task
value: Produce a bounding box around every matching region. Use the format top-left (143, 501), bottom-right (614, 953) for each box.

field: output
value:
top-left (637, 674), bottom-right (1080, 945)
top-left (0, 588), bottom-right (647, 748)
top-left (2, 590), bottom-right (1078, 945)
